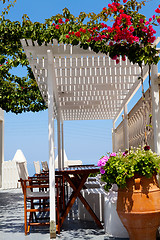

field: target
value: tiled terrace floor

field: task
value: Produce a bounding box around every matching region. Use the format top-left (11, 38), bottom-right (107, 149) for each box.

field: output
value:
top-left (1, 188), bottom-right (160, 240)
top-left (0, 188), bottom-right (111, 240)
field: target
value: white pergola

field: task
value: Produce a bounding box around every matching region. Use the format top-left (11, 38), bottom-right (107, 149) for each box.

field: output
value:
top-left (21, 38), bottom-right (160, 238)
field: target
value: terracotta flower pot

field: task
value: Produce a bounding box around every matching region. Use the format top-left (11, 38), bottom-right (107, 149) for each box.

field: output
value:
top-left (117, 174), bottom-right (160, 240)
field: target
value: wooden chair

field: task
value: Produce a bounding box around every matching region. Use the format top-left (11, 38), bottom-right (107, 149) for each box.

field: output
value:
top-left (41, 161), bottom-right (49, 172)
top-left (16, 161), bottom-right (61, 235)
top-left (34, 161), bottom-right (41, 175)
top-left (33, 161), bottom-right (48, 180)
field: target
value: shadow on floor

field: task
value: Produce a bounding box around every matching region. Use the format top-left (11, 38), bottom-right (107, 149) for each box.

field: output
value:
top-left (1, 189), bottom-right (160, 240)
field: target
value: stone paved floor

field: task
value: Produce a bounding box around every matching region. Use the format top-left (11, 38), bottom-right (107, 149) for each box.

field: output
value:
top-left (1, 188), bottom-right (160, 240)
top-left (0, 188), bottom-right (112, 240)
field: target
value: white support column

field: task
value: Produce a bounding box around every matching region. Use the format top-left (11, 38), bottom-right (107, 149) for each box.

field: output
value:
top-left (151, 64), bottom-right (160, 155)
top-left (61, 121), bottom-right (64, 169)
top-left (47, 50), bottom-right (56, 239)
top-left (0, 108), bottom-right (4, 188)
top-left (124, 104), bottom-right (129, 150)
top-left (112, 121), bottom-right (116, 152)
top-left (57, 110), bottom-right (62, 170)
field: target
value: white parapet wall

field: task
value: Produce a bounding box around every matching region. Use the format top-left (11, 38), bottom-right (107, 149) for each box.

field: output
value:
top-left (2, 149), bottom-right (27, 189)
top-left (2, 160), bottom-right (20, 189)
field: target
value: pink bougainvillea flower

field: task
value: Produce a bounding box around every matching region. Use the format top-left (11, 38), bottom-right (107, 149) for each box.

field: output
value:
top-left (129, 26), bottom-right (134, 32)
top-left (52, 23), bottom-right (55, 26)
top-left (155, 8), bottom-right (160, 13)
top-left (110, 153), bottom-right (116, 157)
top-left (79, 28), bottom-right (86, 33)
top-left (139, 19), bottom-right (144, 23)
top-left (82, 29), bottom-right (86, 33)
top-left (145, 21), bottom-right (149, 25)
top-left (75, 31), bottom-right (81, 37)
top-left (100, 167), bottom-right (105, 174)
top-left (103, 7), bottom-right (107, 11)
top-left (101, 35), bottom-right (106, 39)
top-left (116, 59), bottom-right (119, 64)
top-left (152, 15), bottom-right (156, 19)
top-left (112, 55), bottom-right (117, 60)
top-left (66, 35), bottom-right (70, 39)
top-left (134, 36), bottom-right (139, 42)
top-left (122, 55), bottom-right (126, 61)
top-left (149, 18), bottom-right (152, 22)
top-left (119, 9), bottom-right (124, 14)
top-left (58, 18), bottom-right (63, 24)
top-left (123, 0), bottom-right (127, 3)
top-left (157, 18), bottom-right (160, 24)
top-left (101, 23), bottom-right (105, 28)
top-left (109, 41), bottom-right (113, 46)
top-left (94, 37), bottom-right (99, 41)
top-left (69, 31), bottom-right (74, 35)
top-left (112, 6), bottom-right (117, 12)
top-left (65, 19), bottom-right (69, 22)
top-left (55, 25), bottom-right (59, 29)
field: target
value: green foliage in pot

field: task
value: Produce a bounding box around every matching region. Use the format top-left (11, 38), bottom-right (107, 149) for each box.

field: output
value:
top-left (98, 146), bottom-right (160, 191)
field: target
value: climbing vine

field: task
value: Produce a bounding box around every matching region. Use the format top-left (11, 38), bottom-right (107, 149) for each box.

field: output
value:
top-left (0, 0), bottom-right (160, 114)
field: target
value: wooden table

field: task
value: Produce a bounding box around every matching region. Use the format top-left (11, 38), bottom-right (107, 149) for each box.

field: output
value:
top-left (56, 165), bottom-right (103, 229)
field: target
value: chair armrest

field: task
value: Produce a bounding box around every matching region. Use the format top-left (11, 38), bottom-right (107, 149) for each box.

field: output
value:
top-left (26, 184), bottom-right (49, 189)
top-left (18, 178), bottom-right (49, 192)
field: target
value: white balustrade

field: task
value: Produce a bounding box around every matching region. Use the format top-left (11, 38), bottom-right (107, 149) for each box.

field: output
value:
top-left (2, 149), bottom-right (27, 189)
top-left (114, 121), bottom-right (124, 152)
top-left (115, 89), bottom-right (153, 151)
top-left (2, 160), bottom-right (20, 189)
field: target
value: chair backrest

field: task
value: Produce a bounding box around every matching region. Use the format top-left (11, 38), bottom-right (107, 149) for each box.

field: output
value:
top-left (16, 161), bottom-right (29, 180)
top-left (16, 161), bottom-right (31, 195)
top-left (41, 161), bottom-right (49, 172)
top-left (34, 161), bottom-right (41, 174)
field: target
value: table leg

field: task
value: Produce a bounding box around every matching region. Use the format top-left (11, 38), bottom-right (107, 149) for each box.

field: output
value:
top-left (60, 173), bottom-right (103, 229)
top-left (60, 173), bottom-right (88, 226)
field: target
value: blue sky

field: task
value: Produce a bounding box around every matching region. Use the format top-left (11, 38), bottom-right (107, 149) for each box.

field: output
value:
top-left (1, 0), bottom-right (160, 176)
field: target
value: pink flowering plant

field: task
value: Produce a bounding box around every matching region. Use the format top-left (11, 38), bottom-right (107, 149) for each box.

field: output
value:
top-left (98, 146), bottom-right (160, 191)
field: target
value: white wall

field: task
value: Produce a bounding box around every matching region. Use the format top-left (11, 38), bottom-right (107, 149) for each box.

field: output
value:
top-left (2, 149), bottom-right (27, 189)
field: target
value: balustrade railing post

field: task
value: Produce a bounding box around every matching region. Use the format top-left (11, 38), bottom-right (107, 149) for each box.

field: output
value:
top-left (112, 121), bottom-right (116, 152)
top-left (124, 104), bottom-right (129, 150)
top-left (151, 63), bottom-right (160, 155)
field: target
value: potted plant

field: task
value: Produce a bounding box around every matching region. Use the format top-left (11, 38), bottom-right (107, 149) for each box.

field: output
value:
top-left (98, 146), bottom-right (160, 240)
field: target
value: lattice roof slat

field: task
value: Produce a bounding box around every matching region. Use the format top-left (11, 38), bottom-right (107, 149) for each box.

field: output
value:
top-left (21, 39), bottom-right (150, 121)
